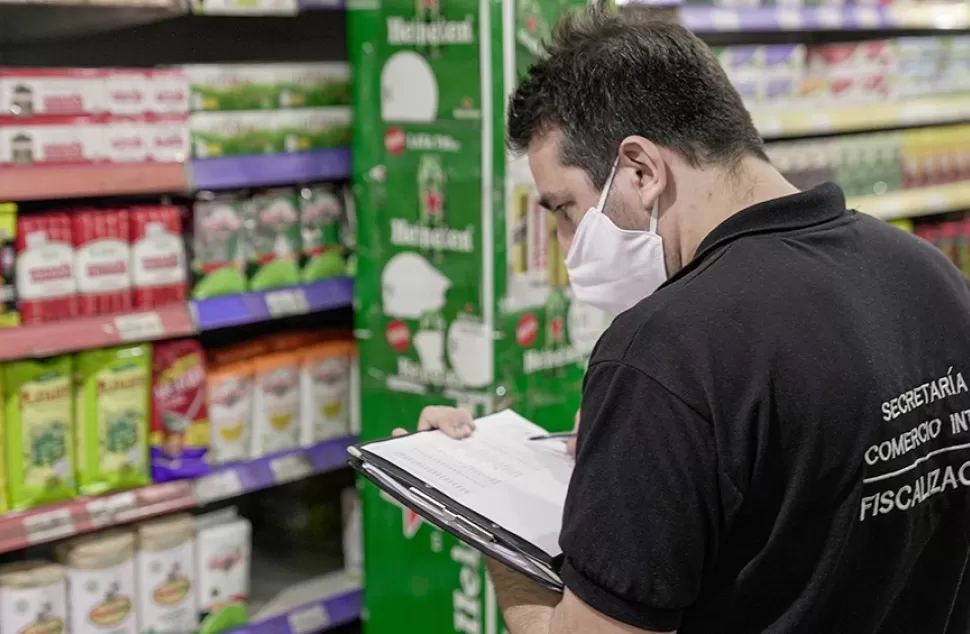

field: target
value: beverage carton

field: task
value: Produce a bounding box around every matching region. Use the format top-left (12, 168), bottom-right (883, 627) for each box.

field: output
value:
top-left (16, 212), bottom-right (77, 324)
top-left (73, 209), bottom-right (132, 315)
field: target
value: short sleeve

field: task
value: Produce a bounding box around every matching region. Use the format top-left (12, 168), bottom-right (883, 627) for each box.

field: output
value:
top-left (559, 361), bottom-right (725, 632)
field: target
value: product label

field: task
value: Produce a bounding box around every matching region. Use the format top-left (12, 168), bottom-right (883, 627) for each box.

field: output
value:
top-left (20, 376), bottom-right (72, 495)
top-left (96, 364), bottom-right (149, 476)
top-left (0, 581), bottom-right (68, 634)
top-left (256, 367), bottom-right (300, 455)
top-left (0, 74), bottom-right (102, 117)
top-left (131, 231), bottom-right (186, 288)
top-left (66, 560), bottom-right (137, 634)
top-left (209, 375), bottom-right (252, 464)
top-left (76, 239), bottom-right (131, 293)
top-left (0, 124), bottom-right (102, 166)
top-left (301, 355), bottom-right (351, 444)
top-left (136, 541), bottom-right (196, 634)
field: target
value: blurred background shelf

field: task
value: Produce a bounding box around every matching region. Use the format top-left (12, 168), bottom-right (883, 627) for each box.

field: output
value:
top-left (0, 0), bottom-right (186, 46)
top-left (192, 278), bottom-right (354, 331)
top-left (754, 96), bottom-right (970, 138)
top-left (849, 182), bottom-right (970, 221)
top-left (237, 571), bottom-right (361, 634)
top-left (0, 303), bottom-right (195, 361)
top-left (677, 3), bottom-right (970, 33)
top-left (194, 436), bottom-right (358, 505)
top-left (0, 481), bottom-right (196, 555)
top-left (0, 163), bottom-right (187, 201)
top-left (190, 148), bottom-right (352, 190)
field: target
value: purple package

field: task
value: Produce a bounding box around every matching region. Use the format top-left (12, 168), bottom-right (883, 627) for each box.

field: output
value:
top-left (763, 44), bottom-right (806, 72)
top-left (764, 76), bottom-right (795, 102)
top-left (721, 46), bottom-right (762, 73)
top-left (731, 76), bottom-right (760, 105)
top-left (151, 339), bottom-right (211, 481)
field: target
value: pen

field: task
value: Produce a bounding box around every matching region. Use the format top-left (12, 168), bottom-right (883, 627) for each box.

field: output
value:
top-left (528, 432), bottom-right (578, 441)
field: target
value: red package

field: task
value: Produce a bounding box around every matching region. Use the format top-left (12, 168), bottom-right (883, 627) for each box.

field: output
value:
top-left (73, 208), bottom-right (132, 316)
top-left (151, 338), bottom-right (210, 481)
top-left (130, 205), bottom-right (187, 308)
top-left (15, 212), bottom-right (77, 324)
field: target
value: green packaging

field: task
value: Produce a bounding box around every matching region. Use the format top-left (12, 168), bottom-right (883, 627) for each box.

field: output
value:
top-left (192, 195), bottom-right (248, 299)
top-left (300, 185), bottom-right (347, 282)
top-left (74, 344), bottom-right (152, 496)
top-left (190, 111), bottom-right (278, 159)
top-left (185, 64), bottom-right (279, 112)
top-left (3, 355), bottom-right (75, 509)
top-left (246, 189), bottom-right (302, 291)
top-left (278, 63), bottom-right (352, 109)
top-left (277, 108), bottom-right (353, 153)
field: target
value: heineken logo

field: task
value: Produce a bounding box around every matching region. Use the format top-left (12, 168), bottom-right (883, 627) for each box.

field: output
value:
top-left (452, 543), bottom-right (482, 634)
top-left (384, 129), bottom-right (461, 155)
top-left (516, 313), bottom-right (538, 347)
top-left (397, 357), bottom-right (461, 388)
top-left (390, 219), bottom-right (474, 253)
top-left (386, 16), bottom-right (475, 46)
top-left (386, 319), bottom-right (411, 352)
top-left (523, 346), bottom-right (584, 374)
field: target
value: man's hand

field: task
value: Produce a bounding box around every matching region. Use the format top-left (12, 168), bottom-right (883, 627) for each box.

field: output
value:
top-left (392, 405), bottom-right (476, 439)
top-left (393, 406), bottom-right (581, 458)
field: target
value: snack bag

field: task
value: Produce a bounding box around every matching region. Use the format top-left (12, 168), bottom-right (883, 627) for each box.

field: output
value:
top-left (207, 362), bottom-right (253, 465)
top-left (75, 345), bottom-right (151, 495)
top-left (300, 341), bottom-right (355, 446)
top-left (251, 352), bottom-right (300, 456)
top-left (151, 339), bottom-right (209, 482)
top-left (4, 355), bottom-right (75, 509)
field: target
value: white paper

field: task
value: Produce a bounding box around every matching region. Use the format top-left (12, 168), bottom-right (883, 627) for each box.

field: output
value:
top-left (364, 409), bottom-right (572, 556)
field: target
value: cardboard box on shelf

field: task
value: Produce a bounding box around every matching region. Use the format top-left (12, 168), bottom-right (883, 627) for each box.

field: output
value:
top-left (16, 212), bottom-right (77, 324)
top-left (0, 68), bottom-right (104, 117)
top-left (73, 209), bottom-right (132, 316)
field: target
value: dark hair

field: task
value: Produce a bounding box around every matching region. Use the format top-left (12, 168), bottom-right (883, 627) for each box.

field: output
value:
top-left (507, 5), bottom-right (767, 188)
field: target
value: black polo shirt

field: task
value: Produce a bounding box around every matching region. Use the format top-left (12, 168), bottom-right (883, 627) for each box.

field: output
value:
top-left (561, 183), bottom-right (970, 634)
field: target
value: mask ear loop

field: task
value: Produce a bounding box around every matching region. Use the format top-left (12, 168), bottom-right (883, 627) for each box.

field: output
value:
top-left (596, 160), bottom-right (619, 211)
top-left (649, 198), bottom-right (659, 234)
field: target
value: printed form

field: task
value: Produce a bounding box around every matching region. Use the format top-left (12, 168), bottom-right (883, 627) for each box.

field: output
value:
top-left (364, 409), bottom-right (574, 556)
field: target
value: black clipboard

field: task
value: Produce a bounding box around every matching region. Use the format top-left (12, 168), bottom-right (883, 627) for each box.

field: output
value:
top-left (348, 440), bottom-right (565, 592)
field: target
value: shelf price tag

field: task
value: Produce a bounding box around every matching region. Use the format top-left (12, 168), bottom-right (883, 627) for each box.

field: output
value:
top-left (287, 604), bottom-right (331, 634)
top-left (23, 508), bottom-right (75, 545)
top-left (114, 312), bottom-right (165, 342)
top-left (195, 469), bottom-right (244, 504)
top-left (270, 453), bottom-right (314, 485)
top-left (265, 288), bottom-right (310, 318)
top-left (193, 0), bottom-right (298, 14)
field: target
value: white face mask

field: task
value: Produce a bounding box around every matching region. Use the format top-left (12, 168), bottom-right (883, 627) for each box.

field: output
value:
top-left (564, 162), bottom-right (668, 315)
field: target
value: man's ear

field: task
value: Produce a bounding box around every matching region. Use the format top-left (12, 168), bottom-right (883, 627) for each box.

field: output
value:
top-left (618, 136), bottom-right (666, 211)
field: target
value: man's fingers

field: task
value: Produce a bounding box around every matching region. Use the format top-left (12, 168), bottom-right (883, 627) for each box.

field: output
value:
top-left (416, 406), bottom-right (476, 439)
top-left (566, 436), bottom-right (577, 457)
top-left (392, 428), bottom-right (408, 437)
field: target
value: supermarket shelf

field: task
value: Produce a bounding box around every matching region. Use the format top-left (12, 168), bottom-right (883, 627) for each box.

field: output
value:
top-left (753, 96), bottom-right (970, 139)
top-left (242, 572), bottom-right (361, 634)
top-left (678, 3), bottom-right (969, 32)
top-left (195, 436), bottom-right (357, 504)
top-left (0, 436), bottom-right (355, 555)
top-left (849, 182), bottom-right (970, 221)
top-left (0, 0), bottom-right (185, 46)
top-left (0, 162), bottom-right (186, 202)
top-left (190, 148), bottom-right (351, 190)
top-left (0, 303), bottom-right (195, 362)
top-left (192, 277), bottom-right (353, 331)
top-left (298, 0), bottom-right (348, 9)
top-left (0, 481), bottom-right (195, 555)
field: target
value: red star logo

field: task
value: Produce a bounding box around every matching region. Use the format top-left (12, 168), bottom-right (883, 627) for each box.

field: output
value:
top-left (527, 15), bottom-right (538, 33)
top-left (424, 190), bottom-right (443, 217)
top-left (550, 317), bottom-right (564, 338)
top-left (381, 491), bottom-right (426, 539)
top-left (421, 0), bottom-right (438, 8)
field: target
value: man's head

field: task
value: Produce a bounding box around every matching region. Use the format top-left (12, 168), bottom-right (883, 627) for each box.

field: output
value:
top-left (507, 5), bottom-right (768, 275)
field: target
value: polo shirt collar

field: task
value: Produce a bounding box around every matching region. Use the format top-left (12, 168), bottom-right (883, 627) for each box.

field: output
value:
top-left (669, 182), bottom-right (848, 283)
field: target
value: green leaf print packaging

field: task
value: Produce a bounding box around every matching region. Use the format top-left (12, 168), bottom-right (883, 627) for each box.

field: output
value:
top-left (246, 190), bottom-right (302, 291)
top-left (74, 344), bottom-right (151, 496)
top-left (300, 186), bottom-right (346, 282)
top-left (192, 195), bottom-right (248, 300)
top-left (3, 355), bottom-right (75, 509)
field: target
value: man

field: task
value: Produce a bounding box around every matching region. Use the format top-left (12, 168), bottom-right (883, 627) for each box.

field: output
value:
top-left (400, 5), bottom-right (970, 633)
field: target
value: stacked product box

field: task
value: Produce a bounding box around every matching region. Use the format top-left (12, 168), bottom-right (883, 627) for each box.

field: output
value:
top-left (184, 63), bottom-right (352, 159)
top-left (189, 184), bottom-right (353, 299)
top-left (0, 68), bottom-right (189, 168)
top-left (765, 123), bottom-right (970, 197)
top-left (349, 0), bottom-right (609, 633)
top-left (14, 205), bottom-right (188, 325)
top-left (713, 37), bottom-right (970, 112)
